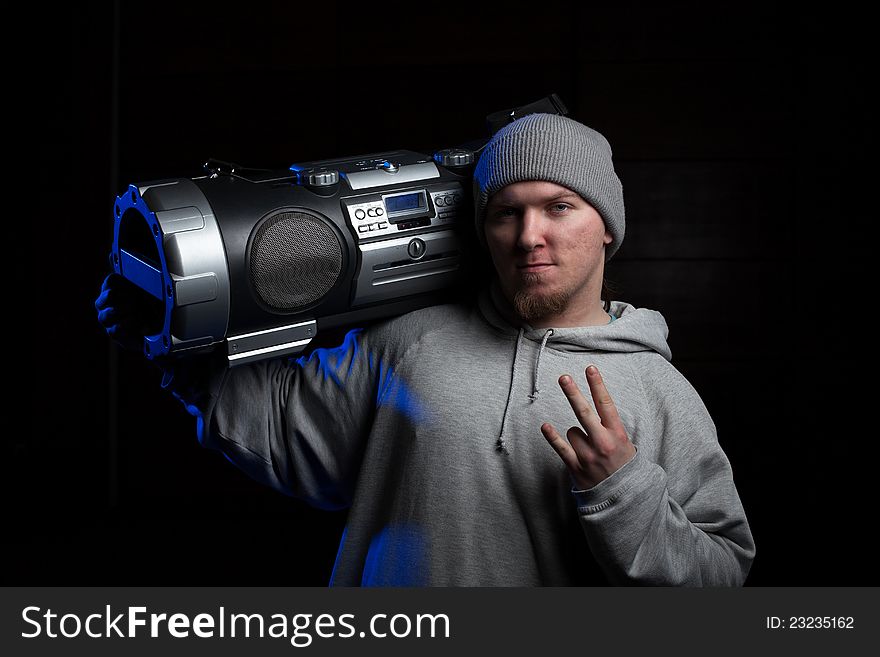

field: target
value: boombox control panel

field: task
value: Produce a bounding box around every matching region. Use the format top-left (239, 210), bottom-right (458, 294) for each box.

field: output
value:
top-left (290, 150), bottom-right (467, 243)
top-left (342, 185), bottom-right (464, 242)
top-left (290, 149), bottom-right (470, 306)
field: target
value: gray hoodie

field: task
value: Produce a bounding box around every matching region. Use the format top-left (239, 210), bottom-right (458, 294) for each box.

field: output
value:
top-left (177, 279), bottom-right (755, 586)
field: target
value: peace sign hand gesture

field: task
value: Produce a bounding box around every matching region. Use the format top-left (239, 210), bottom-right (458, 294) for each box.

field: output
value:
top-left (541, 365), bottom-right (636, 491)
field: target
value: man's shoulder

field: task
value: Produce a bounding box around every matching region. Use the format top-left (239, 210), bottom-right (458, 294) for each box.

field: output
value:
top-left (364, 300), bottom-right (474, 346)
top-left (629, 351), bottom-right (707, 409)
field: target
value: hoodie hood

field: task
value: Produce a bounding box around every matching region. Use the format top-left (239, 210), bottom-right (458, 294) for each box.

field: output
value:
top-left (478, 278), bottom-right (673, 361)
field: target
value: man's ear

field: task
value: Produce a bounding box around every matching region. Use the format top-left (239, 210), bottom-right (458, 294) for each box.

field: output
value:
top-left (603, 229), bottom-right (613, 245)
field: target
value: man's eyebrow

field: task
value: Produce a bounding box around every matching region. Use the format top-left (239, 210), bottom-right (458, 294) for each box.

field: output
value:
top-left (546, 192), bottom-right (582, 202)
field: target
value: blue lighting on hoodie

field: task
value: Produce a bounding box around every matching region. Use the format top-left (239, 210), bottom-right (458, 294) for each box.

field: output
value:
top-left (294, 328), bottom-right (364, 389)
top-left (361, 524), bottom-right (429, 586)
top-left (375, 360), bottom-right (427, 425)
top-left (292, 328), bottom-right (428, 425)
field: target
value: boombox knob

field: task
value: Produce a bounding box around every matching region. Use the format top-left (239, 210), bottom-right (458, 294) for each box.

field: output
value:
top-left (303, 168), bottom-right (339, 187)
top-left (433, 148), bottom-right (474, 168)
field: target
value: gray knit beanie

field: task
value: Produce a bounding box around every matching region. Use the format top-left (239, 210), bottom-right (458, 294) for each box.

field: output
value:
top-left (472, 113), bottom-right (625, 261)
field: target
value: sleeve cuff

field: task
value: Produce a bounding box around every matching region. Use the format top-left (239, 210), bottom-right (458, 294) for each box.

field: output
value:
top-left (571, 445), bottom-right (646, 512)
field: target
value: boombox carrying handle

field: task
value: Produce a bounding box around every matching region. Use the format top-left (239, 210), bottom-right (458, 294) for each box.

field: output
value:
top-left (455, 93), bottom-right (570, 163)
top-left (485, 93), bottom-right (569, 136)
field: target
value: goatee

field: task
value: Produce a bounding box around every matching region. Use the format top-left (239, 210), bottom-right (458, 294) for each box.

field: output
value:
top-left (512, 279), bottom-right (571, 323)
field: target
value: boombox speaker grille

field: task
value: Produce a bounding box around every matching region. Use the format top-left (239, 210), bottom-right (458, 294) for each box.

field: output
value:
top-left (249, 210), bottom-right (344, 311)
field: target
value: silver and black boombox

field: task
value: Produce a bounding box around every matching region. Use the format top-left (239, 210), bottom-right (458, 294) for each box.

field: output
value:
top-left (111, 148), bottom-right (482, 365)
top-left (109, 95), bottom-right (569, 366)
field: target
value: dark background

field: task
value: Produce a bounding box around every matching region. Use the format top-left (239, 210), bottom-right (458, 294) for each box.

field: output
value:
top-left (18, 1), bottom-right (872, 585)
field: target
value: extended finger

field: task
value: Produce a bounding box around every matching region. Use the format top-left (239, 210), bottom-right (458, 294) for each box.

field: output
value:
top-left (540, 422), bottom-right (580, 472)
top-left (558, 374), bottom-right (603, 433)
top-left (585, 365), bottom-right (623, 428)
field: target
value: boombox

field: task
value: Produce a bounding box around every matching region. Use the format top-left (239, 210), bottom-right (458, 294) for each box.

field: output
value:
top-left (109, 95), bottom-right (568, 366)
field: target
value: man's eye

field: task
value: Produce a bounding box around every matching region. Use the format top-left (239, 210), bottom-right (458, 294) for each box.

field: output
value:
top-left (490, 208), bottom-right (516, 219)
top-left (550, 203), bottom-right (571, 214)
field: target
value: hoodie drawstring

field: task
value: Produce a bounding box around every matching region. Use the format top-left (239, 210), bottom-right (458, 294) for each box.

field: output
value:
top-left (496, 327), bottom-right (554, 454)
top-left (528, 328), bottom-right (554, 402)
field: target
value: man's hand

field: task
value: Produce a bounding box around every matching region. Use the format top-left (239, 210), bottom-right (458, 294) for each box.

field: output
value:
top-left (94, 272), bottom-right (152, 352)
top-left (541, 365), bottom-right (636, 491)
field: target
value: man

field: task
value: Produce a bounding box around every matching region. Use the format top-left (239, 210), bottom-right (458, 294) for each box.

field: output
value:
top-left (97, 113), bottom-right (755, 586)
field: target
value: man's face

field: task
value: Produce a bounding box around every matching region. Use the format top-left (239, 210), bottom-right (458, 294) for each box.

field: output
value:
top-left (484, 180), bottom-right (612, 325)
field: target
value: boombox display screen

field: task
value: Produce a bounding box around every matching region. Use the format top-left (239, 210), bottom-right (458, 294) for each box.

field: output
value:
top-left (110, 149), bottom-right (478, 367)
top-left (385, 191), bottom-right (426, 215)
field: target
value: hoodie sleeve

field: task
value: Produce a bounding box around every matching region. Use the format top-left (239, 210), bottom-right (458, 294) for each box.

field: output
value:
top-left (161, 326), bottom-right (387, 511)
top-left (572, 357), bottom-right (756, 586)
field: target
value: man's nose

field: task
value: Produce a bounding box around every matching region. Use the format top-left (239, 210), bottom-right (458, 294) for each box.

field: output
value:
top-left (516, 208), bottom-right (546, 251)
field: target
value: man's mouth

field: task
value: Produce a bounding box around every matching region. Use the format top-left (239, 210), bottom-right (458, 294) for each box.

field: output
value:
top-left (518, 263), bottom-right (554, 272)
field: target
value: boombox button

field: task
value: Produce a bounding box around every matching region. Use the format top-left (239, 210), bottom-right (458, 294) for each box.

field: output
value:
top-left (435, 196), bottom-right (445, 207)
top-left (355, 209), bottom-right (366, 220)
top-left (376, 208), bottom-right (384, 215)
top-left (358, 225), bottom-right (369, 233)
top-left (408, 238), bottom-right (427, 259)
